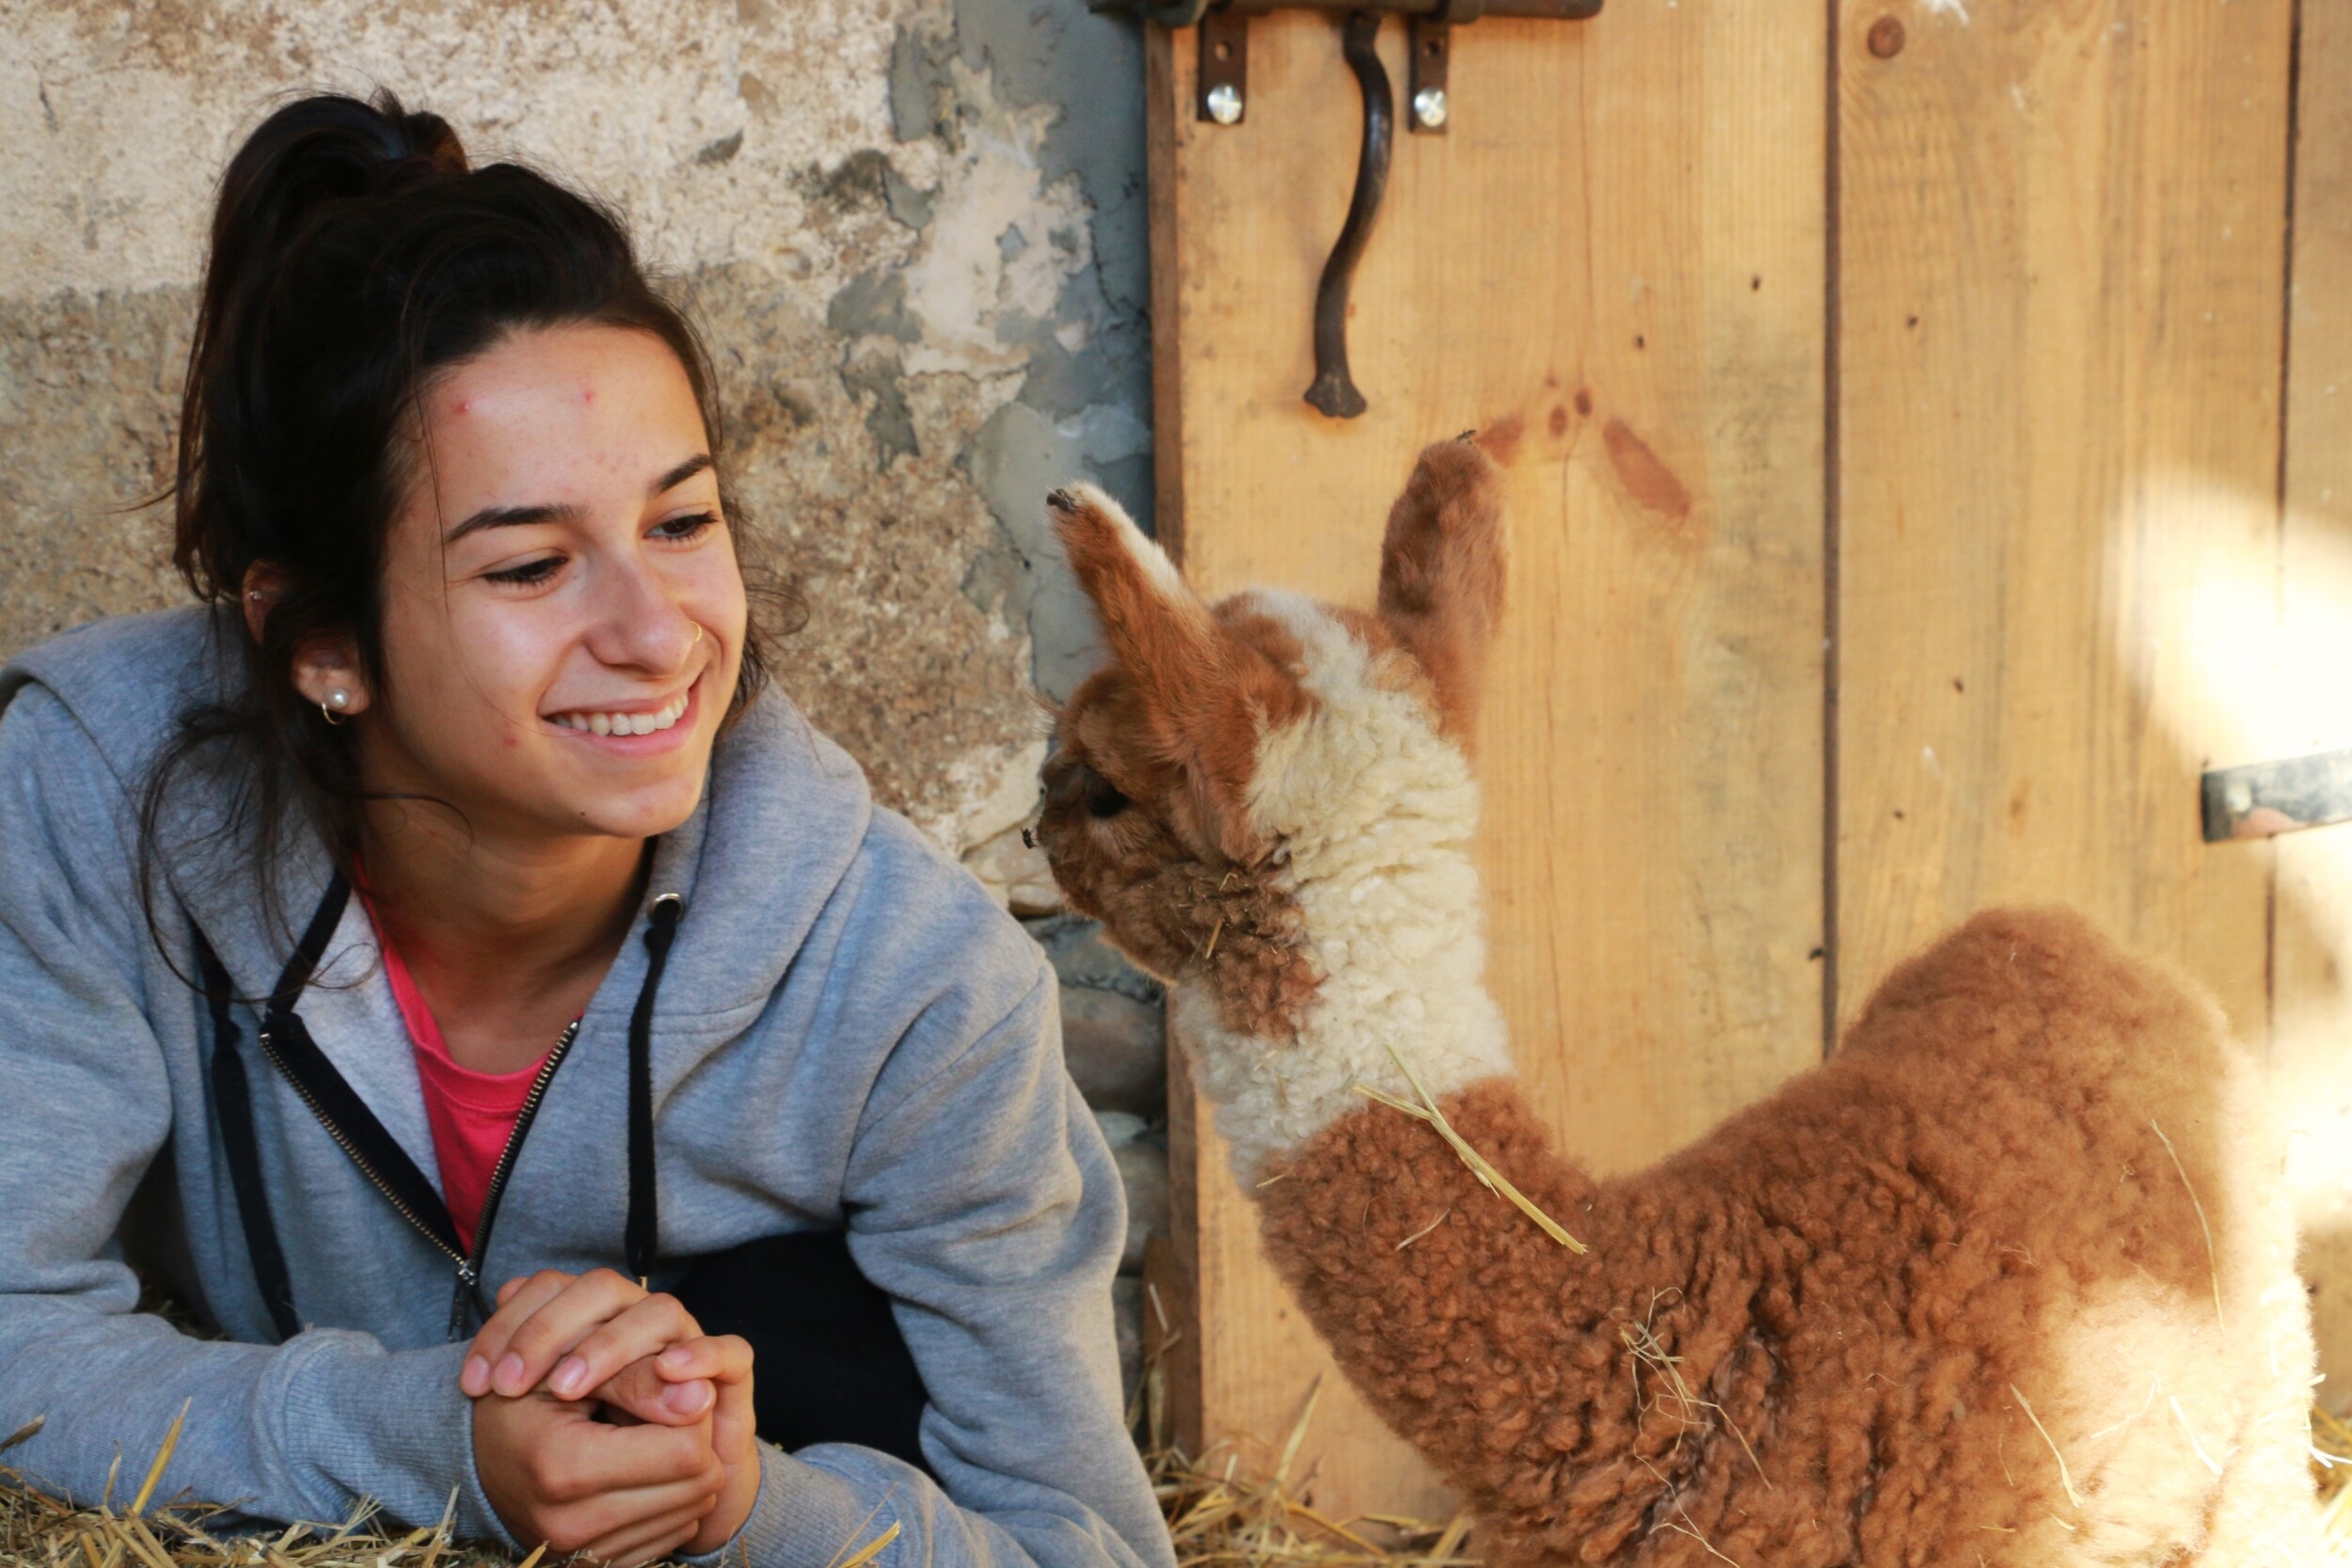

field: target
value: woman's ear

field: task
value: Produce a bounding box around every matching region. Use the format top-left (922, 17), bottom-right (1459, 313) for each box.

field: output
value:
top-left (1376, 435), bottom-right (1508, 752)
top-left (239, 562), bottom-right (283, 645)
top-left (292, 636), bottom-right (370, 722)
top-left (293, 641), bottom-right (370, 720)
top-left (245, 562), bottom-right (371, 719)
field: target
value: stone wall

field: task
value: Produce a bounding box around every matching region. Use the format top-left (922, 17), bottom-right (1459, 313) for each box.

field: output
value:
top-left (0, 0), bottom-right (1168, 1397)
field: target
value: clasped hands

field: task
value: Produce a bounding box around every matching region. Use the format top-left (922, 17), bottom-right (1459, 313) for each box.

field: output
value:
top-left (460, 1268), bottom-right (760, 1566)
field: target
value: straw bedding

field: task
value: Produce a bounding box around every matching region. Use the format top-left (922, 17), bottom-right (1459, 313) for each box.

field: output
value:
top-left (8, 1323), bottom-right (2351, 1568)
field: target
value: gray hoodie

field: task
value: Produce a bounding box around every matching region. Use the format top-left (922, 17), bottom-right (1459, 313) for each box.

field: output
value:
top-left (0, 607), bottom-right (1175, 1568)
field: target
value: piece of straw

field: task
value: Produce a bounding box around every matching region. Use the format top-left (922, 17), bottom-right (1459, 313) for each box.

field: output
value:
top-left (128, 1405), bottom-right (189, 1518)
top-left (821, 1488), bottom-right (902, 1568)
top-left (2148, 1118), bottom-right (2225, 1335)
top-left (1354, 1044), bottom-right (1584, 1253)
top-left (831, 1521), bottom-right (902, 1568)
top-left (2009, 1384), bottom-right (2085, 1509)
top-left (2168, 1396), bottom-right (2223, 1478)
top-left (418, 1491), bottom-right (457, 1568)
top-left (1395, 1209), bottom-right (1452, 1252)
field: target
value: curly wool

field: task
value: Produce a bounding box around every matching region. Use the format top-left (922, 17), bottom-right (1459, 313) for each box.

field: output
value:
top-left (1253, 908), bottom-right (2321, 1566)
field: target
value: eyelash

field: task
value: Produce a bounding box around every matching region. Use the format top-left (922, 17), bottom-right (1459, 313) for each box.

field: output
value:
top-left (482, 511), bottom-right (723, 587)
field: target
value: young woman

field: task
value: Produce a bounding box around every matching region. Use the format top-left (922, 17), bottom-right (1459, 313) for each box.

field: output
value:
top-left (0, 93), bottom-right (1170, 1568)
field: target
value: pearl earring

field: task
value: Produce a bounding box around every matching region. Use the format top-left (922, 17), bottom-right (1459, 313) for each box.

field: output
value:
top-left (320, 688), bottom-right (352, 726)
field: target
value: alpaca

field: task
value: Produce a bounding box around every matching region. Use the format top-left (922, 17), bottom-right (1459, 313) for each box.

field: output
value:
top-left (1033, 437), bottom-right (2327, 1566)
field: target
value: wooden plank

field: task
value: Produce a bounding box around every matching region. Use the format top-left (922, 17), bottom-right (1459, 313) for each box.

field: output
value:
top-left (1835, 1), bottom-right (2292, 1043)
top-left (2277, 0), bottom-right (2352, 1416)
top-left (1147, 6), bottom-right (1826, 1522)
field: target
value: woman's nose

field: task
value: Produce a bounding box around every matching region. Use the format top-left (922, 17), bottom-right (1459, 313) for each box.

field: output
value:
top-left (586, 555), bottom-right (700, 673)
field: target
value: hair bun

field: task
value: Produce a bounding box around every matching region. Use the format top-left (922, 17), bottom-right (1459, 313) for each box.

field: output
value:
top-left (370, 98), bottom-right (469, 191)
top-left (200, 91), bottom-right (469, 314)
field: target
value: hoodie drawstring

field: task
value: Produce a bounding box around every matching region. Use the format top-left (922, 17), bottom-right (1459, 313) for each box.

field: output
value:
top-left (625, 892), bottom-right (684, 1284)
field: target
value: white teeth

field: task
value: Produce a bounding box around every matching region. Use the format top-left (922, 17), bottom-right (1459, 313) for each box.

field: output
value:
top-left (550, 693), bottom-right (690, 737)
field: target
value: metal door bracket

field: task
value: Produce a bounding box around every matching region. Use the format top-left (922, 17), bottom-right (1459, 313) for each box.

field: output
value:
top-left (1408, 1), bottom-right (1481, 133)
top-left (1097, 0), bottom-right (1603, 418)
top-left (1199, 8), bottom-right (1249, 123)
top-left (2201, 748), bottom-right (2352, 842)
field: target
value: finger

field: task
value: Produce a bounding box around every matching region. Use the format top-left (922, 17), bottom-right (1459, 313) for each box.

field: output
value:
top-left (707, 1346), bottom-right (760, 1467)
top-left (543, 1412), bottom-right (722, 1497)
top-left (494, 1269), bottom-right (648, 1397)
top-left (545, 1460), bottom-right (723, 1549)
top-left (597, 1355), bottom-right (717, 1428)
top-left (464, 1270), bottom-right (579, 1396)
top-left (656, 1334), bottom-right (755, 1387)
top-left (575, 1496), bottom-right (719, 1567)
top-left (546, 1292), bottom-right (705, 1401)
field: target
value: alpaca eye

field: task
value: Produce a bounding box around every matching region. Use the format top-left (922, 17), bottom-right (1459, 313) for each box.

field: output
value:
top-left (1081, 768), bottom-right (1130, 819)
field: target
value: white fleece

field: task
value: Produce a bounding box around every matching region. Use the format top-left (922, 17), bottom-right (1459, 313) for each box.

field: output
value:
top-left (1178, 591), bottom-right (1517, 1181)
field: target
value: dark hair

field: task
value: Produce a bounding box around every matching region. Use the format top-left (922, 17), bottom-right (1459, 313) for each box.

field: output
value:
top-left (143, 89), bottom-right (793, 950)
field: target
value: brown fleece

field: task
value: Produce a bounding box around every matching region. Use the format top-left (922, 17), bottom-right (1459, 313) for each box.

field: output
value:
top-left (1375, 435), bottom-right (1507, 753)
top-left (1253, 908), bottom-right (2253, 1566)
top-left (1040, 616), bottom-right (1321, 1038)
top-left (1049, 487), bottom-right (1308, 864)
top-left (1039, 773), bottom-right (1321, 1042)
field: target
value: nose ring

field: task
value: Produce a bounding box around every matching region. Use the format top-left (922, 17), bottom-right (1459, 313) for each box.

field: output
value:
top-left (690, 624), bottom-right (704, 645)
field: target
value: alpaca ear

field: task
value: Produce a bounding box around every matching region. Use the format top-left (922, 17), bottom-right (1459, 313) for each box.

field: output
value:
top-left (1050, 483), bottom-right (1221, 719)
top-left (1050, 483), bottom-right (1267, 862)
top-left (1376, 435), bottom-right (1508, 752)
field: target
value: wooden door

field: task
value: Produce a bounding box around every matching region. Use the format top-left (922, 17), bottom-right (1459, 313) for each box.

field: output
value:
top-left (1146, 0), bottom-right (2343, 1528)
top-left (2280, 0), bottom-right (2352, 1404)
top-left (1148, 6), bottom-right (1828, 1522)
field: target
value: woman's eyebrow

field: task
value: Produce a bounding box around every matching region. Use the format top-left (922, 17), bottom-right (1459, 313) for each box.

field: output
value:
top-left (651, 453), bottom-right (713, 495)
top-left (443, 454), bottom-right (714, 544)
top-left (444, 499), bottom-right (582, 544)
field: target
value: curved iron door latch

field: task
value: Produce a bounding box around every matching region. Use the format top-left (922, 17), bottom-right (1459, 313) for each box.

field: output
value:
top-left (1092, 0), bottom-right (1603, 419)
top-left (1304, 12), bottom-right (1392, 419)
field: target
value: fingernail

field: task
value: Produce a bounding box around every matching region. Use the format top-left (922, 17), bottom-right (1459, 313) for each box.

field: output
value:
top-left (659, 1344), bottom-right (693, 1371)
top-left (550, 1355), bottom-right (587, 1397)
top-left (662, 1379), bottom-right (712, 1416)
top-left (462, 1354), bottom-right (489, 1394)
top-left (494, 1353), bottom-right (526, 1394)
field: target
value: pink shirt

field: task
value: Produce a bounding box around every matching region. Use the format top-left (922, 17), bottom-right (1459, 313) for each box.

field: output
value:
top-left (364, 903), bottom-right (552, 1253)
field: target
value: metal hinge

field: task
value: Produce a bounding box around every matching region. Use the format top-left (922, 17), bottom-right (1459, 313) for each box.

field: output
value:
top-left (2201, 749), bottom-right (2352, 842)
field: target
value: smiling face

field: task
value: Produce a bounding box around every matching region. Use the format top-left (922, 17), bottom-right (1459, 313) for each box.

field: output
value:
top-left (360, 323), bottom-right (747, 846)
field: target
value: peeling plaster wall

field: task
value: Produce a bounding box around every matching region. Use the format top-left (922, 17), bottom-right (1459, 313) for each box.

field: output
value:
top-left (0, 0), bottom-right (1149, 858)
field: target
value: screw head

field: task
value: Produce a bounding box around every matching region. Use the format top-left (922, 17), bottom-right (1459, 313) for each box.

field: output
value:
top-left (2226, 779), bottom-right (2255, 816)
top-left (1412, 87), bottom-right (1449, 129)
top-left (1205, 83), bottom-right (1243, 125)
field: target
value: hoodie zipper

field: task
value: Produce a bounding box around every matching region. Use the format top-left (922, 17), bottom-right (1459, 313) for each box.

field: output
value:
top-left (452, 1018), bottom-right (582, 1336)
top-left (257, 1015), bottom-right (584, 1339)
